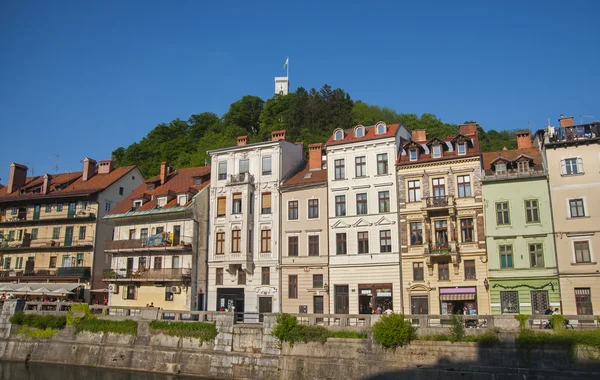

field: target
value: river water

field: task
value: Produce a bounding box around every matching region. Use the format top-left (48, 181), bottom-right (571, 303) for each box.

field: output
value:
top-left (0, 361), bottom-right (213, 380)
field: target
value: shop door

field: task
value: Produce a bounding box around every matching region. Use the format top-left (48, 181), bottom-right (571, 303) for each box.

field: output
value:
top-left (334, 285), bottom-right (349, 314)
top-left (64, 226), bottom-right (74, 247)
top-left (258, 297), bottom-right (272, 322)
top-left (411, 296), bottom-right (429, 315)
top-left (24, 257), bottom-right (35, 275)
top-left (33, 204), bottom-right (41, 220)
top-left (531, 291), bottom-right (549, 315)
top-left (67, 202), bottom-right (77, 218)
top-left (173, 225), bottom-right (181, 246)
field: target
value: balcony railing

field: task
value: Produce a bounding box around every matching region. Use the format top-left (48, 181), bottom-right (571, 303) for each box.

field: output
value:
top-left (0, 238), bottom-right (93, 251)
top-left (104, 237), bottom-right (193, 252)
top-left (483, 169), bottom-right (547, 182)
top-left (103, 267), bottom-right (192, 281)
top-left (0, 266), bottom-right (91, 279)
top-left (424, 196), bottom-right (454, 208)
top-left (0, 212), bottom-right (96, 225)
top-left (226, 173), bottom-right (254, 186)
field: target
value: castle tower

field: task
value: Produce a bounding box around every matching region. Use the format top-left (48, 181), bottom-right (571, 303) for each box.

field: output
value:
top-left (274, 77), bottom-right (289, 96)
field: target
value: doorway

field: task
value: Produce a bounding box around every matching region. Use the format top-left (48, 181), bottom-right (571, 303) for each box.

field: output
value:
top-left (258, 296), bottom-right (272, 322)
top-left (173, 225), bottom-right (181, 246)
top-left (64, 226), bottom-right (74, 247)
top-left (334, 285), bottom-right (349, 314)
top-left (67, 202), bottom-right (76, 218)
top-left (33, 204), bottom-right (41, 220)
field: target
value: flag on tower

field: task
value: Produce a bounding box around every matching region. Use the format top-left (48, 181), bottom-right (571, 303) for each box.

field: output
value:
top-left (283, 57), bottom-right (289, 71)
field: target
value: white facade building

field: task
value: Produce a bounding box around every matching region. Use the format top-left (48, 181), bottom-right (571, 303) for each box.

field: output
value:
top-left (325, 122), bottom-right (411, 314)
top-left (207, 130), bottom-right (303, 315)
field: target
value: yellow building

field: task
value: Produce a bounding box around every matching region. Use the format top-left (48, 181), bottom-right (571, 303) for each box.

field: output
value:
top-left (536, 116), bottom-right (600, 315)
top-left (397, 124), bottom-right (489, 315)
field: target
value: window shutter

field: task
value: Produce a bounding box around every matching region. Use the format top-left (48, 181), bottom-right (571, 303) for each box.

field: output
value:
top-left (577, 158), bottom-right (584, 174)
top-left (560, 159), bottom-right (566, 175)
top-left (217, 197), bottom-right (226, 216)
top-left (262, 193), bottom-right (271, 209)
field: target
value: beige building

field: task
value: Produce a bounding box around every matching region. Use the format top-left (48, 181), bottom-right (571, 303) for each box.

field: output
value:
top-left (536, 116), bottom-right (600, 315)
top-left (103, 163), bottom-right (210, 310)
top-left (397, 124), bottom-right (489, 316)
top-left (280, 144), bottom-right (329, 314)
top-left (0, 159), bottom-right (142, 302)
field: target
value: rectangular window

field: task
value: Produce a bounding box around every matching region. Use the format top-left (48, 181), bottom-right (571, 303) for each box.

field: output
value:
top-left (500, 291), bottom-right (519, 314)
top-left (79, 226), bottom-right (86, 240)
top-left (569, 199), bottom-right (585, 218)
top-left (31, 228), bottom-right (38, 240)
top-left (335, 195), bottom-right (346, 216)
top-left (45, 204), bottom-right (52, 212)
top-left (289, 275), bottom-right (298, 299)
top-left (238, 270), bottom-right (246, 285)
top-left (464, 259), bottom-right (476, 280)
top-left (460, 218), bottom-right (474, 242)
top-left (378, 191), bottom-right (390, 213)
top-left (49, 256), bottom-right (57, 268)
top-left (308, 199), bottom-right (319, 219)
top-left (574, 241), bottom-right (591, 263)
top-left (334, 159), bottom-right (345, 180)
top-left (119, 187), bottom-right (124, 196)
top-left (357, 231), bottom-right (369, 254)
top-left (432, 145), bottom-right (441, 158)
top-left (217, 197), bottom-right (226, 216)
top-left (495, 163), bottom-right (507, 174)
top-left (129, 229), bottom-right (136, 240)
top-left (231, 230), bottom-right (241, 253)
top-left (172, 256), bottom-right (180, 268)
top-left (458, 142), bottom-right (466, 155)
top-left (518, 160), bottom-right (529, 172)
top-left (239, 159), bottom-right (249, 174)
top-left (380, 230), bottom-right (392, 253)
top-left (356, 193), bottom-right (368, 215)
top-left (409, 149), bottom-right (418, 161)
top-left (438, 261), bottom-right (449, 280)
top-left (140, 228), bottom-right (148, 242)
top-left (288, 200), bottom-right (298, 220)
top-left (216, 268), bottom-right (223, 285)
top-left (156, 226), bottom-right (164, 234)
top-left (496, 202), bottom-right (510, 225)
top-left (52, 227), bottom-right (60, 240)
top-left (500, 245), bottom-right (514, 268)
top-left (218, 161), bottom-right (228, 180)
top-left (411, 296), bottom-right (429, 315)
top-left (105, 202), bottom-right (112, 212)
top-left (413, 262), bottom-right (424, 281)
top-left (525, 199), bottom-right (540, 223)
top-left (434, 220), bottom-right (448, 247)
top-left (408, 180), bottom-right (421, 202)
top-left (575, 288), bottom-right (593, 315)
top-left (313, 274), bottom-right (323, 289)
top-left (8, 231), bottom-right (15, 240)
top-left (153, 257), bottom-right (162, 269)
top-left (261, 230), bottom-right (271, 252)
top-left (216, 232), bottom-right (225, 254)
top-left (261, 192), bottom-right (272, 214)
top-left (355, 156), bottom-right (366, 177)
top-left (262, 267), bottom-right (270, 285)
top-left (529, 243), bottom-right (544, 267)
top-left (377, 153), bottom-right (388, 175)
top-left (232, 193), bottom-right (242, 214)
top-left (262, 156), bottom-right (272, 175)
top-left (308, 235), bottom-right (319, 256)
top-left (165, 287), bottom-right (174, 301)
top-left (531, 290), bottom-right (549, 315)
top-left (410, 222), bottom-right (423, 245)
top-left (11, 207), bottom-right (17, 215)
top-left (57, 203), bottom-right (63, 212)
top-left (139, 257), bottom-right (147, 269)
top-left (457, 175), bottom-right (471, 198)
top-left (288, 236), bottom-right (298, 256)
top-left (336, 233), bottom-right (347, 255)
top-left (3, 258), bottom-right (10, 269)
top-left (125, 285), bottom-right (136, 300)
top-left (562, 157), bottom-right (583, 175)
top-left (432, 178), bottom-right (445, 198)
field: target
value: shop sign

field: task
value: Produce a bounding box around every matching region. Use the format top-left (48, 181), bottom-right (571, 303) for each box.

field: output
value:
top-left (360, 289), bottom-right (372, 295)
top-left (376, 288), bottom-right (392, 297)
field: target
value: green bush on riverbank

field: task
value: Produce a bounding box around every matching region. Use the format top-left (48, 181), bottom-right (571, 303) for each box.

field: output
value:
top-left (149, 321), bottom-right (218, 345)
top-left (9, 312), bottom-right (66, 330)
top-left (272, 314), bottom-right (368, 347)
top-left (74, 319), bottom-right (138, 336)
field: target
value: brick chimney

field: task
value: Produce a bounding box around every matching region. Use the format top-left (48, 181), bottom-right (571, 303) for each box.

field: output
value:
top-left (308, 143), bottom-right (323, 170)
top-left (98, 160), bottom-right (114, 174)
top-left (237, 136), bottom-right (248, 146)
top-left (82, 157), bottom-right (97, 181)
top-left (558, 114), bottom-right (574, 127)
top-left (271, 130), bottom-right (286, 141)
top-left (516, 131), bottom-right (532, 150)
top-left (411, 130), bottom-right (427, 142)
top-left (459, 123), bottom-right (478, 135)
top-left (160, 162), bottom-right (168, 186)
top-left (42, 174), bottom-right (51, 195)
top-left (7, 163), bottom-right (28, 194)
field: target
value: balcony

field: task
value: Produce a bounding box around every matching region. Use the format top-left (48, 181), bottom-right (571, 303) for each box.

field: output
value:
top-left (0, 211), bottom-right (96, 226)
top-left (427, 241), bottom-right (459, 257)
top-left (226, 173), bottom-right (254, 186)
top-left (104, 237), bottom-right (193, 253)
top-left (102, 267), bottom-right (191, 282)
top-left (424, 196), bottom-right (454, 209)
top-left (0, 237), bottom-right (93, 252)
top-left (0, 266), bottom-right (91, 280)
top-left (482, 169), bottom-right (547, 182)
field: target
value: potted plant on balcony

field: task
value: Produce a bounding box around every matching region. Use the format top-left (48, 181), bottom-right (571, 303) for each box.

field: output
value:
top-left (50, 240), bottom-right (56, 247)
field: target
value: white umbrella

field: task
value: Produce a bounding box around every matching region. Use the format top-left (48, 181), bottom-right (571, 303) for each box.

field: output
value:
top-left (52, 288), bottom-right (75, 295)
top-left (15, 285), bottom-right (33, 292)
top-left (32, 287), bottom-right (53, 295)
top-left (0, 285), bottom-right (15, 292)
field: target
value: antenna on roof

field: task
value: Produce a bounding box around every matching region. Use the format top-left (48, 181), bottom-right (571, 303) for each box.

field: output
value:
top-left (54, 153), bottom-right (60, 173)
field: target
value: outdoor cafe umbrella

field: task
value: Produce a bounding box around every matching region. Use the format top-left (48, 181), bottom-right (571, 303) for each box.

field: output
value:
top-left (31, 287), bottom-right (53, 295)
top-left (14, 286), bottom-right (33, 292)
top-left (0, 285), bottom-right (15, 292)
top-left (52, 288), bottom-right (75, 296)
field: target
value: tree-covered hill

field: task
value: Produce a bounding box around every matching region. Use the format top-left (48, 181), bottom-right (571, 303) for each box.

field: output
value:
top-left (112, 84), bottom-right (518, 178)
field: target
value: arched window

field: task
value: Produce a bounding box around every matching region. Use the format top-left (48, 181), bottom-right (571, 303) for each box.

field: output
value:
top-left (334, 129), bottom-right (344, 141)
top-left (355, 126), bottom-right (364, 138)
top-left (376, 123), bottom-right (386, 135)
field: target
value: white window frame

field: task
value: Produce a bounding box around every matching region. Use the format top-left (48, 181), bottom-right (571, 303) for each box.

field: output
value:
top-left (561, 157), bottom-right (584, 176)
top-left (262, 155), bottom-right (272, 176)
top-left (218, 161), bottom-right (228, 180)
top-left (239, 159), bottom-right (250, 174)
top-left (376, 123), bottom-right (386, 135)
top-left (157, 197), bottom-right (167, 207)
top-left (409, 149), bottom-right (418, 161)
top-left (432, 145), bottom-right (442, 158)
top-left (355, 126), bottom-right (364, 138)
top-left (334, 129), bottom-right (344, 140)
top-left (457, 142), bottom-right (466, 155)
top-left (177, 194), bottom-right (187, 206)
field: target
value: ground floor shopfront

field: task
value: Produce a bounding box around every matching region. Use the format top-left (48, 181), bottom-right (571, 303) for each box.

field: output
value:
top-left (406, 285), bottom-right (486, 316)
top-left (281, 267), bottom-right (329, 315)
top-left (488, 277), bottom-right (560, 315)
top-left (558, 275), bottom-right (599, 316)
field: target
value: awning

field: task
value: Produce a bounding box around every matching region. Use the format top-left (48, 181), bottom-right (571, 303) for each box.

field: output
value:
top-left (0, 283), bottom-right (82, 295)
top-left (440, 293), bottom-right (476, 301)
top-left (89, 288), bottom-right (109, 293)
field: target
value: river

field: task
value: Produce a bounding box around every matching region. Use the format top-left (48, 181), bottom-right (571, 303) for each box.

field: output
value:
top-left (0, 361), bottom-right (213, 380)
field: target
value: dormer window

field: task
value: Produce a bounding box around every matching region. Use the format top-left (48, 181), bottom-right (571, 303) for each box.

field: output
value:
top-left (157, 197), bottom-right (167, 207)
top-left (147, 183), bottom-right (155, 190)
top-left (334, 129), bottom-right (344, 141)
top-left (177, 194), bottom-right (187, 206)
top-left (355, 126), bottom-right (364, 138)
top-left (133, 201), bottom-right (142, 210)
top-left (495, 163), bottom-right (507, 174)
top-left (518, 161), bottom-right (529, 172)
top-left (457, 142), bottom-right (466, 155)
top-left (432, 145), bottom-right (442, 158)
top-left (376, 123), bottom-right (386, 135)
top-left (409, 149), bottom-right (418, 161)
top-left (193, 177), bottom-right (202, 185)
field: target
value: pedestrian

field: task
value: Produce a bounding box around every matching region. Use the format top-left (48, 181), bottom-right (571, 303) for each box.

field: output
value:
top-left (552, 308), bottom-right (560, 315)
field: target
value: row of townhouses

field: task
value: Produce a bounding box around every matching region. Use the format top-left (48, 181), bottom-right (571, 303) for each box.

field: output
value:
top-left (0, 115), bottom-right (597, 317)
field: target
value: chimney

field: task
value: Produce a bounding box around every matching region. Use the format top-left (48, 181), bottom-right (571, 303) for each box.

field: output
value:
top-left (160, 161), bottom-right (168, 186)
top-left (82, 157), bottom-right (97, 181)
top-left (308, 143), bottom-right (323, 170)
top-left (271, 130), bottom-right (286, 141)
top-left (411, 130), bottom-right (427, 142)
top-left (459, 123), bottom-right (478, 135)
top-left (97, 160), bottom-right (114, 174)
top-left (42, 174), bottom-right (51, 195)
top-left (237, 136), bottom-right (248, 146)
top-left (516, 131), bottom-right (532, 150)
top-left (558, 115), bottom-right (574, 127)
top-left (7, 163), bottom-right (28, 194)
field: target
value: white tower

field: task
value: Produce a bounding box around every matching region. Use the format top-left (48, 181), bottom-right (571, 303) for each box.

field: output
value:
top-left (274, 77), bottom-right (289, 96)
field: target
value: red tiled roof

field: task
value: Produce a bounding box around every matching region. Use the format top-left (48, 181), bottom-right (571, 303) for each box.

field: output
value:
top-left (397, 132), bottom-right (481, 166)
top-left (109, 166), bottom-right (211, 214)
top-left (281, 161), bottom-right (327, 188)
top-left (0, 166), bottom-right (137, 203)
top-left (325, 123), bottom-right (401, 146)
top-left (481, 147), bottom-right (543, 174)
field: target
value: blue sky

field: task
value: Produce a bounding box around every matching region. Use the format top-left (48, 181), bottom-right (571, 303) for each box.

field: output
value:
top-left (1, 0), bottom-right (599, 182)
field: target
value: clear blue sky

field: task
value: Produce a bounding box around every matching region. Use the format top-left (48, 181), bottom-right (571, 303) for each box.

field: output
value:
top-left (1, 0), bottom-right (599, 182)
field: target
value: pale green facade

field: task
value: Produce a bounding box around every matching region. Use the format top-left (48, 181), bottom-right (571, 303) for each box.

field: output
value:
top-left (482, 174), bottom-right (560, 315)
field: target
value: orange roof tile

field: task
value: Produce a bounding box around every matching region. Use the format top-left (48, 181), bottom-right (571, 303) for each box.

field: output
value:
top-left (109, 166), bottom-right (211, 214)
top-left (325, 123), bottom-right (401, 146)
top-left (281, 161), bottom-right (327, 188)
top-left (481, 147), bottom-right (543, 174)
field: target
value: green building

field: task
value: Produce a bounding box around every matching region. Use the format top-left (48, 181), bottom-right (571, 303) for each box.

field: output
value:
top-left (481, 131), bottom-right (560, 315)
